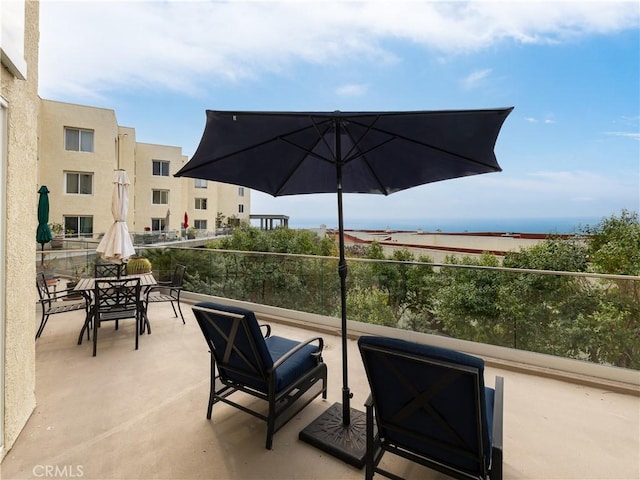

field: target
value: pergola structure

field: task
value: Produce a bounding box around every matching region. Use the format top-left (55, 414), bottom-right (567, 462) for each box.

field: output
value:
top-left (250, 214), bottom-right (289, 230)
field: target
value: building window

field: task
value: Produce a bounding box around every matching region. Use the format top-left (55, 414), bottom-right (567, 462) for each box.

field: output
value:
top-left (65, 172), bottom-right (93, 195)
top-left (152, 189), bottom-right (169, 204)
top-left (64, 127), bottom-right (94, 152)
top-left (152, 160), bottom-right (170, 176)
top-left (64, 216), bottom-right (93, 238)
top-left (151, 218), bottom-right (166, 231)
top-left (238, 204), bottom-right (244, 213)
top-left (194, 220), bottom-right (207, 230)
top-left (194, 179), bottom-right (207, 188)
top-left (238, 187), bottom-right (245, 197)
top-left (195, 198), bottom-right (207, 210)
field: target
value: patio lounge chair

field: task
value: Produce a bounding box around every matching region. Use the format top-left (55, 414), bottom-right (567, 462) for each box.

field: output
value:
top-left (358, 336), bottom-right (504, 480)
top-left (36, 272), bottom-right (89, 339)
top-left (192, 302), bottom-right (328, 449)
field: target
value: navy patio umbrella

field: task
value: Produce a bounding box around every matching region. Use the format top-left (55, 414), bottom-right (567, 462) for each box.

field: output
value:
top-left (36, 185), bottom-right (53, 266)
top-left (175, 108), bottom-right (513, 466)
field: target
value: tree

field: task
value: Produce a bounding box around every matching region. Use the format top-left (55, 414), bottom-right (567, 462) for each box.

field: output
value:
top-left (361, 245), bottom-right (437, 327)
top-left (435, 254), bottom-right (511, 346)
top-left (500, 237), bottom-right (595, 354)
top-left (579, 210), bottom-right (640, 367)
top-left (585, 209), bottom-right (640, 277)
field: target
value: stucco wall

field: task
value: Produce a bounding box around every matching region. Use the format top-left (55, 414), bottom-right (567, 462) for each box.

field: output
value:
top-left (39, 100), bottom-right (119, 236)
top-left (1, 0), bottom-right (39, 458)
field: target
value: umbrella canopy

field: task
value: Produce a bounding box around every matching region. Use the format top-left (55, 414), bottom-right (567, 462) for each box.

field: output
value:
top-left (96, 169), bottom-right (136, 263)
top-left (176, 109), bottom-right (512, 196)
top-left (36, 185), bottom-right (53, 247)
top-left (183, 211), bottom-right (189, 229)
top-left (175, 108), bottom-right (512, 464)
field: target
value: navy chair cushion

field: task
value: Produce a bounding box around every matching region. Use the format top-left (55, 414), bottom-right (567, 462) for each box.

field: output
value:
top-left (265, 336), bottom-right (320, 392)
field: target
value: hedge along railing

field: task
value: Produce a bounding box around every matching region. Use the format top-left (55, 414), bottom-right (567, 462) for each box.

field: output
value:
top-left (138, 246), bottom-right (639, 370)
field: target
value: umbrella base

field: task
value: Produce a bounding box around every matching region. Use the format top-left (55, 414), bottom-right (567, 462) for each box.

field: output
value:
top-left (299, 402), bottom-right (367, 469)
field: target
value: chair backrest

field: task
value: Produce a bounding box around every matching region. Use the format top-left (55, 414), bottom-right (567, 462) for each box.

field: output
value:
top-left (36, 272), bottom-right (53, 303)
top-left (358, 336), bottom-right (491, 477)
top-left (94, 263), bottom-right (127, 278)
top-left (94, 278), bottom-right (140, 319)
top-left (192, 302), bottom-right (273, 391)
top-left (171, 264), bottom-right (186, 287)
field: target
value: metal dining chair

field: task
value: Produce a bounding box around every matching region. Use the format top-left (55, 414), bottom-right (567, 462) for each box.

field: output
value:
top-left (88, 277), bottom-right (142, 356)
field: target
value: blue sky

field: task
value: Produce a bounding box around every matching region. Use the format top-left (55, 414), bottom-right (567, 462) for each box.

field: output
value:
top-left (38, 1), bottom-right (639, 231)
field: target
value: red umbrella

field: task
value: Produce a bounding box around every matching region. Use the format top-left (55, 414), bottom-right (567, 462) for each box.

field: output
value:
top-left (183, 212), bottom-right (189, 229)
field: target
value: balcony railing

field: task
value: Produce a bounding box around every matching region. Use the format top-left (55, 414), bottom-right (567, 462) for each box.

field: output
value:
top-left (134, 246), bottom-right (639, 373)
top-left (36, 244), bottom-right (639, 376)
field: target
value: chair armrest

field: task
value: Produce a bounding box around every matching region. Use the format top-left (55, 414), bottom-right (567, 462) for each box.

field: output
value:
top-left (144, 285), bottom-right (164, 295)
top-left (271, 336), bottom-right (324, 370)
top-left (491, 376), bottom-right (504, 480)
top-left (58, 286), bottom-right (80, 295)
top-left (492, 376), bottom-right (504, 450)
top-left (259, 324), bottom-right (272, 338)
top-left (44, 287), bottom-right (84, 300)
top-left (364, 393), bottom-right (373, 409)
top-left (144, 284), bottom-right (183, 298)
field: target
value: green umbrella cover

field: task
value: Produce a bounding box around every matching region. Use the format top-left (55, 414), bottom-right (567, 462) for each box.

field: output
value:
top-left (36, 186), bottom-right (53, 267)
top-left (36, 185), bottom-right (53, 246)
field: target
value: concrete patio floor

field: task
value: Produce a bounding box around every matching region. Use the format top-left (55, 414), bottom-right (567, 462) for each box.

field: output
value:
top-left (1, 299), bottom-right (639, 479)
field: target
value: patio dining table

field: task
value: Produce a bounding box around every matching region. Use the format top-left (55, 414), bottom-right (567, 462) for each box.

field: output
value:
top-left (75, 273), bottom-right (157, 345)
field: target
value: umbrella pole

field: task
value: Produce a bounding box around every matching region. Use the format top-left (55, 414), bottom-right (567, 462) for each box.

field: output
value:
top-left (336, 154), bottom-right (351, 426)
top-left (299, 119), bottom-right (367, 468)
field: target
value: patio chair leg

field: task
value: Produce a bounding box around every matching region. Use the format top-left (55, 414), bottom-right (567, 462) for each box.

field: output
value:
top-left (135, 313), bottom-right (139, 350)
top-left (35, 314), bottom-right (49, 339)
top-left (176, 299), bottom-right (185, 324)
top-left (92, 317), bottom-right (98, 357)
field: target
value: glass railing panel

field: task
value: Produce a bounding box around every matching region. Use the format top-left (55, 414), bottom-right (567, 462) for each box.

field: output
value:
top-left (150, 246), bottom-right (638, 370)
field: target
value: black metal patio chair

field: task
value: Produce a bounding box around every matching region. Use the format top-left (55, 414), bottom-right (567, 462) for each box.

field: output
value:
top-left (144, 264), bottom-right (186, 331)
top-left (84, 277), bottom-right (142, 356)
top-left (192, 301), bottom-right (328, 449)
top-left (36, 272), bottom-right (89, 339)
top-left (358, 336), bottom-right (504, 480)
top-left (94, 262), bottom-right (127, 278)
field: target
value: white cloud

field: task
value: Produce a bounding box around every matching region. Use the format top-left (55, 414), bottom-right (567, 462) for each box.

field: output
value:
top-left (461, 69), bottom-right (492, 90)
top-left (604, 131), bottom-right (640, 141)
top-left (38, 0), bottom-right (640, 99)
top-left (335, 83), bottom-right (369, 96)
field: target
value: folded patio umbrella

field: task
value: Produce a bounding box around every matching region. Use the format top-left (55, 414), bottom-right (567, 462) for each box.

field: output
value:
top-left (36, 185), bottom-right (53, 266)
top-left (96, 169), bottom-right (136, 263)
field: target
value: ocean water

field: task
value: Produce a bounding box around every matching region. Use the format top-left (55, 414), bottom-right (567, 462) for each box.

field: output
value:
top-left (282, 217), bottom-right (603, 234)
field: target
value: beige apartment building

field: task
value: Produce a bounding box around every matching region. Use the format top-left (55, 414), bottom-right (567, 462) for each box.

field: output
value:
top-left (39, 99), bottom-right (250, 239)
